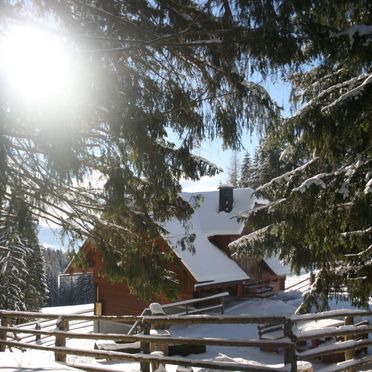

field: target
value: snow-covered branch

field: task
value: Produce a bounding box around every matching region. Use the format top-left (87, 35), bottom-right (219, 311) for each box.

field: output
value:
top-left (229, 222), bottom-right (284, 254)
top-left (186, 39), bottom-right (223, 45)
top-left (341, 226), bottom-right (372, 238)
top-left (190, 154), bottom-right (222, 172)
top-left (292, 173), bottom-right (328, 193)
top-left (365, 177), bottom-right (372, 194)
top-left (256, 157), bottom-right (319, 192)
top-left (347, 275), bottom-right (368, 281)
top-left (241, 80), bottom-right (273, 102)
top-left (322, 72), bottom-right (372, 112)
top-left (238, 198), bottom-right (285, 219)
top-left (301, 68), bottom-right (345, 98)
top-left (345, 244), bottom-right (372, 258)
top-left (292, 72), bottom-right (372, 117)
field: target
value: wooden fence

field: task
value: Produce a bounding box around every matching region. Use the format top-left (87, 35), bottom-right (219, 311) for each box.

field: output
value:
top-left (0, 308), bottom-right (371, 372)
top-left (290, 309), bottom-right (372, 372)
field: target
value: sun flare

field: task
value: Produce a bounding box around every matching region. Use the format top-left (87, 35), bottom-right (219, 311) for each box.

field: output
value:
top-left (0, 26), bottom-right (74, 105)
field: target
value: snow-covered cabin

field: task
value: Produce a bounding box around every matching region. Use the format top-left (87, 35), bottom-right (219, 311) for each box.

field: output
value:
top-left (65, 186), bottom-right (286, 317)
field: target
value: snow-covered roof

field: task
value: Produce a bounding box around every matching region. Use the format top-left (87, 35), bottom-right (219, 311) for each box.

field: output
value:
top-left (163, 188), bottom-right (258, 286)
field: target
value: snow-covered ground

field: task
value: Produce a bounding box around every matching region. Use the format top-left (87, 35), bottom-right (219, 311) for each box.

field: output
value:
top-left (1, 277), bottom-right (371, 372)
top-left (0, 353), bottom-right (80, 371)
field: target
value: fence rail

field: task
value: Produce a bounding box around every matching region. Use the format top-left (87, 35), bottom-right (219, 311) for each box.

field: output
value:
top-left (0, 308), bottom-right (371, 372)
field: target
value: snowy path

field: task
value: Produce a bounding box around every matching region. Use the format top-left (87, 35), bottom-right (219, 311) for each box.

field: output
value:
top-left (0, 352), bottom-right (81, 371)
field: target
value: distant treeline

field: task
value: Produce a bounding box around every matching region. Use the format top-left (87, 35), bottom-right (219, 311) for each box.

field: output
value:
top-left (43, 247), bottom-right (93, 307)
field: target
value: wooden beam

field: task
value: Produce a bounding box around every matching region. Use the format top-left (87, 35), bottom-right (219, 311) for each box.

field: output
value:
top-left (291, 310), bottom-right (372, 323)
top-left (297, 339), bottom-right (372, 360)
top-left (294, 325), bottom-right (372, 341)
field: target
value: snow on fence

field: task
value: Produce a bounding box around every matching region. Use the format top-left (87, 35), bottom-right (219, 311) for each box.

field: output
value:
top-left (290, 309), bottom-right (372, 372)
top-left (0, 308), bottom-right (371, 372)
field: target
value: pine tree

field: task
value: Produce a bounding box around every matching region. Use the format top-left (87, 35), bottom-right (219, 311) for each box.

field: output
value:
top-left (248, 149), bottom-right (262, 189)
top-left (240, 150), bottom-right (261, 188)
top-left (256, 145), bottom-right (281, 186)
top-left (240, 143), bottom-right (296, 189)
top-left (239, 151), bottom-right (251, 187)
top-left (0, 225), bottom-right (30, 311)
top-left (58, 276), bottom-right (75, 306)
top-left (43, 247), bottom-right (69, 306)
top-left (45, 270), bottom-right (59, 307)
top-left (227, 151), bottom-right (240, 187)
top-left (75, 274), bottom-right (94, 304)
top-left (229, 2), bottom-right (372, 310)
top-left (253, 140), bottom-right (298, 187)
top-left (0, 195), bottom-right (47, 311)
top-left (24, 244), bottom-right (48, 311)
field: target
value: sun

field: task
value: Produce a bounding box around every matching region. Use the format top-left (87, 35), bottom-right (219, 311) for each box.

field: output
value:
top-left (0, 25), bottom-right (74, 105)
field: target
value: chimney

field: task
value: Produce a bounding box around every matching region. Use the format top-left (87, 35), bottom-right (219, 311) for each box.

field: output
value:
top-left (218, 185), bottom-right (234, 213)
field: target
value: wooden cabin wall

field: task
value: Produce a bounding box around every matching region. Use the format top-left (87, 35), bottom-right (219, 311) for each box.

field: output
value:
top-left (95, 280), bottom-right (148, 315)
top-left (235, 256), bottom-right (262, 280)
top-left (168, 258), bottom-right (196, 301)
top-left (95, 262), bottom-right (196, 315)
top-left (81, 240), bottom-right (197, 315)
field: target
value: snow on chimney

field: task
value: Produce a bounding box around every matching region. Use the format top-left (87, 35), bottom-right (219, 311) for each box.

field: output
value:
top-left (218, 185), bottom-right (234, 213)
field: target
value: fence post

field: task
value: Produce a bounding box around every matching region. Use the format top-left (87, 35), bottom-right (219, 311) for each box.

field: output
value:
top-left (0, 315), bottom-right (10, 352)
top-left (55, 316), bottom-right (69, 362)
top-left (35, 321), bottom-right (41, 342)
top-left (344, 316), bottom-right (354, 364)
top-left (355, 319), bottom-right (369, 355)
top-left (140, 321), bottom-right (151, 372)
top-left (284, 318), bottom-right (297, 372)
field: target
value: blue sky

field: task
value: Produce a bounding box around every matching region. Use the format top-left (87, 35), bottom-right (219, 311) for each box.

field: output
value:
top-left (182, 78), bottom-right (292, 191)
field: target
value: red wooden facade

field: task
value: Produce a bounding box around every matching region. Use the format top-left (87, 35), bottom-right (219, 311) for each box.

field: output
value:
top-left (66, 235), bottom-right (285, 316)
top-left (66, 239), bottom-right (199, 316)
